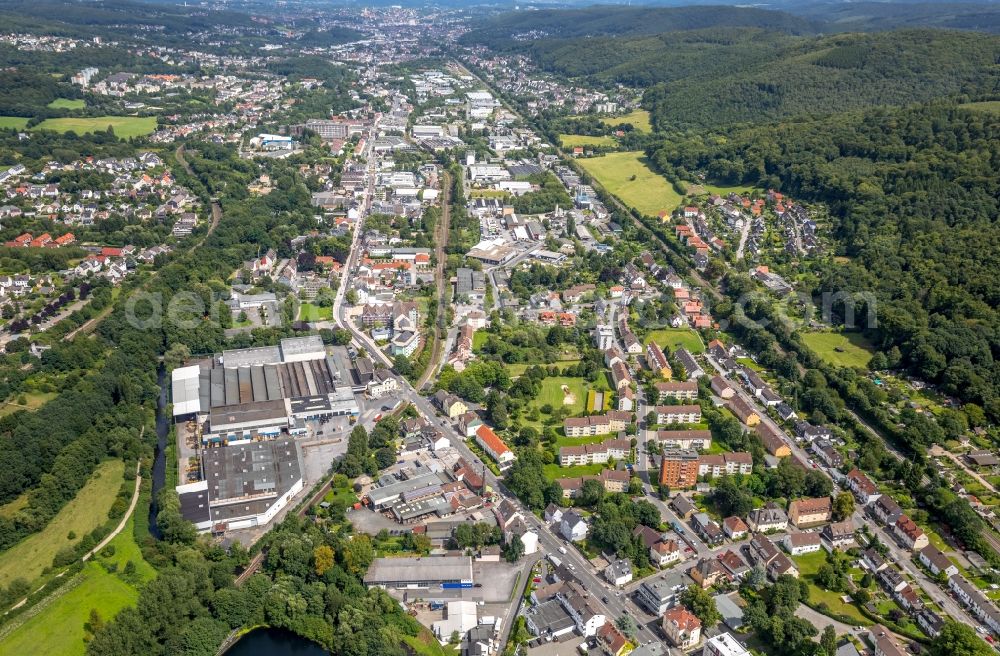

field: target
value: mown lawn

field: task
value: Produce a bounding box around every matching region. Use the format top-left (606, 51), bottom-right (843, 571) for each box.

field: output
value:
top-left (32, 116), bottom-right (157, 139)
top-left (47, 98), bottom-right (86, 110)
top-left (298, 302), bottom-right (332, 321)
top-left (543, 463), bottom-right (608, 480)
top-left (0, 116), bottom-right (29, 130)
top-left (794, 551), bottom-right (870, 625)
top-left (643, 328), bottom-right (705, 354)
top-left (0, 459), bottom-right (125, 587)
top-left (801, 331), bottom-right (873, 369)
top-left (578, 151), bottom-right (683, 217)
top-left (559, 134), bottom-right (616, 148)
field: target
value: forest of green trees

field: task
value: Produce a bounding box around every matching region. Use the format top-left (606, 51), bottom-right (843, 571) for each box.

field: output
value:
top-left (647, 102), bottom-right (1000, 420)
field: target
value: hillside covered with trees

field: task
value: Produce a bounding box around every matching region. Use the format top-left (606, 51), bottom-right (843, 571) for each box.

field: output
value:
top-left (647, 102), bottom-right (1000, 420)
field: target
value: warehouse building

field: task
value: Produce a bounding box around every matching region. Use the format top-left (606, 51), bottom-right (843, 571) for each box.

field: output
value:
top-left (175, 438), bottom-right (303, 532)
top-left (171, 336), bottom-right (360, 444)
top-left (364, 556), bottom-right (475, 589)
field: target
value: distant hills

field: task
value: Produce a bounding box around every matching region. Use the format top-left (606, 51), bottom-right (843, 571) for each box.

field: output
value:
top-left (466, 7), bottom-right (1000, 128)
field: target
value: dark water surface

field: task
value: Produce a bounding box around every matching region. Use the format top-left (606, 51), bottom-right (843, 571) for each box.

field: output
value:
top-left (224, 628), bottom-right (330, 656)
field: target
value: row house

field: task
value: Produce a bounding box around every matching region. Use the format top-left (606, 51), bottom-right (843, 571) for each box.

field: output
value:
top-left (655, 429), bottom-right (712, 451)
top-left (653, 404), bottom-right (702, 425)
top-left (891, 515), bottom-right (929, 552)
top-left (646, 341), bottom-right (672, 379)
top-left (847, 468), bottom-right (880, 504)
top-left (559, 436), bottom-right (631, 466)
top-left (654, 380), bottom-right (699, 402)
top-left (556, 468), bottom-right (630, 498)
top-left (562, 411), bottom-right (632, 438)
top-left (698, 452), bottom-right (753, 477)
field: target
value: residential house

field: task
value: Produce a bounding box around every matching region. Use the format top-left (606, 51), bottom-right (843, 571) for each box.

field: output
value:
top-left (561, 512), bottom-right (588, 542)
top-left (892, 515), bottom-right (929, 552)
top-left (787, 497), bottom-right (831, 528)
top-left (605, 558), bottom-right (633, 587)
top-left (727, 397), bottom-right (760, 427)
top-left (475, 425), bottom-right (515, 466)
top-left (654, 405), bottom-right (702, 425)
top-left (723, 517), bottom-right (749, 541)
top-left (918, 546), bottom-right (958, 578)
top-left (646, 342), bottom-right (672, 379)
top-left (717, 550), bottom-right (750, 581)
top-left (862, 548), bottom-right (888, 573)
top-left (821, 521), bottom-right (856, 551)
top-left (870, 495), bottom-right (903, 526)
top-left (846, 469), bottom-right (880, 505)
top-left (693, 513), bottom-right (724, 546)
top-left (434, 390), bottom-right (468, 418)
top-left (711, 376), bottom-right (735, 400)
top-left (654, 381), bottom-right (699, 402)
top-left (674, 348), bottom-right (704, 379)
top-left (746, 504), bottom-right (788, 533)
top-left (811, 440), bottom-right (843, 469)
top-left (690, 557), bottom-right (730, 589)
top-left (597, 622), bottom-right (631, 656)
top-left (756, 423), bottom-right (791, 458)
top-left (869, 624), bottom-right (907, 656)
top-left (671, 494), bottom-right (697, 520)
top-left (747, 535), bottom-right (798, 579)
top-left (782, 532), bottom-right (822, 556)
top-left (656, 430), bottom-right (712, 451)
top-left (663, 607), bottom-right (702, 650)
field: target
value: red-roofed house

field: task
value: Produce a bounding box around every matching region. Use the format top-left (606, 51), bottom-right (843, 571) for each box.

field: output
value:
top-left (475, 425), bottom-right (515, 466)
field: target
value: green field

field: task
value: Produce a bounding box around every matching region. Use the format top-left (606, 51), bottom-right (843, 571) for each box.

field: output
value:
top-left (801, 331), bottom-right (873, 369)
top-left (0, 492), bottom-right (30, 519)
top-left (696, 182), bottom-right (756, 196)
top-left (560, 134), bottom-right (616, 148)
top-left (643, 328), bottom-right (705, 354)
top-left (0, 511), bottom-right (154, 656)
top-left (578, 151), bottom-right (682, 217)
top-left (524, 375), bottom-right (610, 427)
top-left (0, 459), bottom-right (125, 587)
top-left (794, 551), bottom-right (870, 625)
top-left (32, 116), bottom-right (157, 139)
top-left (606, 109), bottom-right (653, 133)
top-left (47, 98), bottom-right (86, 110)
top-left (298, 302), bottom-right (333, 321)
top-left (543, 462), bottom-right (608, 480)
top-left (505, 357), bottom-right (580, 379)
top-left (0, 391), bottom-right (58, 418)
top-left (0, 116), bottom-right (29, 130)
top-left (960, 101), bottom-right (1000, 114)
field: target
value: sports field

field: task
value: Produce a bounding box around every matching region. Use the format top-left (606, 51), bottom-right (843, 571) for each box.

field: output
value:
top-left (0, 116), bottom-right (29, 130)
top-left (47, 98), bottom-right (86, 110)
top-left (0, 459), bottom-right (125, 587)
top-left (559, 134), bottom-right (615, 148)
top-left (0, 511), bottom-right (155, 656)
top-left (643, 328), bottom-right (705, 354)
top-left (32, 116), bottom-right (157, 138)
top-left (577, 151), bottom-right (682, 217)
top-left (801, 331), bottom-right (873, 369)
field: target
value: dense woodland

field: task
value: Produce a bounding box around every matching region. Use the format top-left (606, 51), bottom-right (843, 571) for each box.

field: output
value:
top-left (649, 102), bottom-right (1000, 420)
top-left (476, 24), bottom-right (1000, 127)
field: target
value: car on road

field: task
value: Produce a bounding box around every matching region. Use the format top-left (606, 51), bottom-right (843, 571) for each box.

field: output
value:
top-left (559, 546), bottom-right (568, 554)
